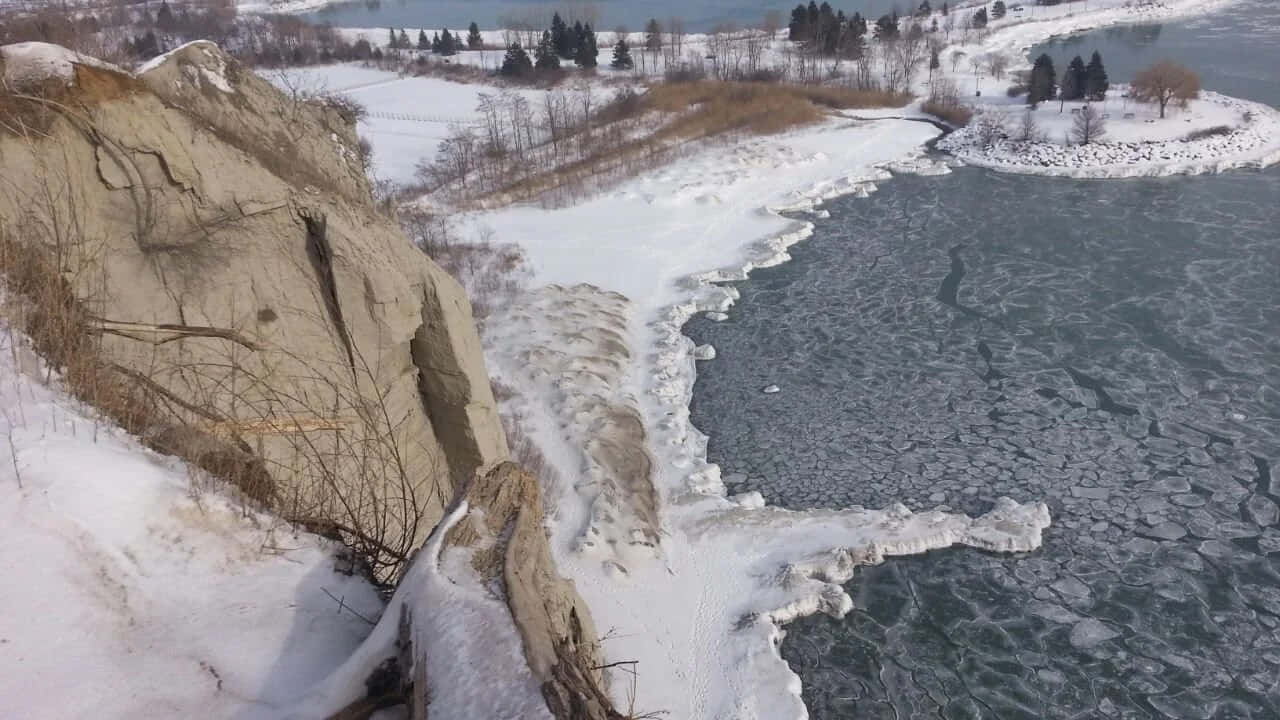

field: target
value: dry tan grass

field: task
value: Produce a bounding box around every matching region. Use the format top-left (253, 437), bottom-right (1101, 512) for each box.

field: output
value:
top-left (648, 81), bottom-right (908, 137)
top-left (921, 99), bottom-right (974, 127)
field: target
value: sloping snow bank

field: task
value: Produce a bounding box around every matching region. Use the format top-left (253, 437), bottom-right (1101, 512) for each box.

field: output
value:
top-left (0, 327), bottom-right (383, 719)
top-left (940, 91), bottom-right (1280, 178)
top-left (471, 115), bottom-right (1051, 720)
top-left (0, 42), bottom-right (121, 88)
top-left (284, 503), bottom-right (553, 720)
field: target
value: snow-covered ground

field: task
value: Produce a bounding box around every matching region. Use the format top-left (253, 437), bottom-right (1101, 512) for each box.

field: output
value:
top-left (302, 2), bottom-right (1263, 717)
top-left (940, 88), bottom-right (1280, 177)
top-left (268, 65), bottom-right (549, 185)
top-left (464, 113), bottom-right (1056, 719)
top-left (0, 325), bottom-right (385, 719)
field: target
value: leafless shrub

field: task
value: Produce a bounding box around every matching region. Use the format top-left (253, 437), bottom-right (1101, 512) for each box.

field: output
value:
top-left (1070, 103), bottom-right (1106, 145)
top-left (1016, 108), bottom-right (1045, 142)
top-left (971, 111), bottom-right (1007, 146)
top-left (1183, 124), bottom-right (1232, 141)
top-left (922, 77), bottom-right (973, 126)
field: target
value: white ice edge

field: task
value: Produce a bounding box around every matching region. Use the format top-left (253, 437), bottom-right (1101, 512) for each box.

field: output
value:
top-left (939, 91), bottom-right (1280, 179)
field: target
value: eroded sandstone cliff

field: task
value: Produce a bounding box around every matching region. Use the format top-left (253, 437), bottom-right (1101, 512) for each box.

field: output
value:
top-left (0, 41), bottom-right (613, 718)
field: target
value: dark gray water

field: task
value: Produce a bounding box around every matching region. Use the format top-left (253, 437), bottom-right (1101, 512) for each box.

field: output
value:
top-left (302, 0), bottom-right (903, 33)
top-left (687, 3), bottom-right (1280, 718)
top-left (1030, 0), bottom-right (1280, 108)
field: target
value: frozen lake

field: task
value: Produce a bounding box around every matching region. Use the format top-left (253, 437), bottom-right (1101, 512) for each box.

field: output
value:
top-left (302, 0), bottom-right (905, 33)
top-left (687, 2), bottom-right (1280, 718)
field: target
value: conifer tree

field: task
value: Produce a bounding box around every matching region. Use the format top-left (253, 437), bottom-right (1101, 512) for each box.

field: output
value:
top-left (398, 29), bottom-right (410, 49)
top-left (418, 29), bottom-right (430, 51)
top-left (500, 41), bottom-right (533, 77)
top-left (942, 1), bottom-right (949, 15)
top-left (468, 22), bottom-right (483, 50)
top-left (156, 0), bottom-right (174, 30)
top-left (388, 28), bottom-right (397, 49)
top-left (991, 0), bottom-right (1006, 19)
top-left (535, 30), bottom-right (560, 71)
top-left (1062, 55), bottom-right (1087, 101)
top-left (917, 0), bottom-right (931, 17)
top-left (431, 32), bottom-right (441, 53)
top-left (574, 23), bottom-right (598, 68)
top-left (1028, 53), bottom-right (1057, 106)
top-left (644, 18), bottom-right (662, 51)
top-left (874, 14), bottom-right (899, 40)
top-left (1085, 51), bottom-right (1110, 101)
top-left (611, 36), bottom-right (633, 70)
top-left (440, 29), bottom-right (457, 55)
top-left (572, 20), bottom-right (586, 58)
top-left (972, 7), bottom-right (988, 28)
top-left (551, 13), bottom-right (571, 57)
top-left (789, 4), bottom-right (810, 41)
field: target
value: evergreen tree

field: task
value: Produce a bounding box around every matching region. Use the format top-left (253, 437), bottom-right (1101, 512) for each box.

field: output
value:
top-left (500, 41), bottom-right (533, 77)
top-left (572, 20), bottom-right (586, 58)
top-left (440, 29), bottom-right (457, 55)
top-left (1062, 55), bottom-right (1087, 101)
top-left (132, 31), bottom-right (161, 59)
top-left (156, 0), bottom-right (174, 30)
top-left (972, 7), bottom-right (988, 28)
top-left (388, 28), bottom-right (397, 49)
top-left (398, 29), bottom-right (410, 49)
top-left (574, 23), bottom-right (598, 68)
top-left (645, 18), bottom-right (662, 51)
top-left (789, 4), bottom-right (810, 41)
top-left (1028, 53), bottom-right (1057, 106)
top-left (807, 0), bottom-right (819, 30)
top-left (991, 0), bottom-right (1006, 19)
top-left (551, 13), bottom-right (572, 58)
top-left (418, 29), bottom-right (430, 51)
top-left (431, 32), bottom-right (441, 53)
top-left (535, 30), bottom-right (560, 71)
top-left (874, 14), bottom-right (899, 40)
top-left (611, 36), bottom-right (633, 70)
top-left (645, 18), bottom-right (665, 50)
top-left (942, 1), bottom-right (949, 15)
top-left (1085, 51), bottom-right (1110, 101)
top-left (468, 22), bottom-right (483, 50)
top-left (917, 1), bottom-right (931, 17)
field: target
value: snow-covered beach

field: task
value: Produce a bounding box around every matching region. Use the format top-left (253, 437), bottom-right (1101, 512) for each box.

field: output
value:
top-left (256, 0), bottom-right (1277, 716)
top-left (940, 89), bottom-right (1280, 178)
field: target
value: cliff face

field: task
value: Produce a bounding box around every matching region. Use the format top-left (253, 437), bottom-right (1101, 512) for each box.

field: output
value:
top-left (0, 41), bottom-right (506, 569)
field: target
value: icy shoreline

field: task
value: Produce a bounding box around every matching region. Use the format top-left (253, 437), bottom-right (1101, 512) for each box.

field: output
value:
top-left (940, 91), bottom-right (1280, 179)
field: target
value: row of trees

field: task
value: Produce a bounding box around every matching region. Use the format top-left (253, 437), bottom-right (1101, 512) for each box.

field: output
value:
top-left (386, 26), bottom-right (484, 55)
top-left (499, 12), bottom-right (604, 77)
top-left (1027, 51), bottom-right (1110, 105)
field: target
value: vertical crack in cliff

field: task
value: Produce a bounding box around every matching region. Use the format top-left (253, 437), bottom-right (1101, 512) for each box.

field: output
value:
top-left (301, 208), bottom-right (356, 375)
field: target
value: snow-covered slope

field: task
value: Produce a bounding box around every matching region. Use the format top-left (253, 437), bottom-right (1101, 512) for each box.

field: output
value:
top-left (0, 327), bottom-right (384, 719)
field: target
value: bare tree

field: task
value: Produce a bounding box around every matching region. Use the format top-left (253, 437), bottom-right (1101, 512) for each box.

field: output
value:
top-left (950, 49), bottom-right (967, 73)
top-left (1130, 60), bottom-right (1200, 119)
top-left (1070, 103), bottom-right (1107, 144)
top-left (986, 54), bottom-right (1009, 82)
top-left (1016, 108), bottom-right (1043, 142)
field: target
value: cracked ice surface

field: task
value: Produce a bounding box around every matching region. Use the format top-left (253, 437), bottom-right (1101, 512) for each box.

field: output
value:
top-left (687, 166), bottom-right (1280, 718)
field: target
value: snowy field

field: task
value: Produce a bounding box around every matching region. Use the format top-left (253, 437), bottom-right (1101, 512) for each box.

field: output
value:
top-left (940, 88), bottom-right (1280, 177)
top-left (268, 65), bottom-right (551, 185)
top-left (0, 325), bottom-right (384, 719)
